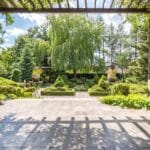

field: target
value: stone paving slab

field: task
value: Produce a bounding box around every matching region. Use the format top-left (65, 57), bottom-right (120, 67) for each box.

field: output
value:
top-left (0, 92), bottom-right (150, 150)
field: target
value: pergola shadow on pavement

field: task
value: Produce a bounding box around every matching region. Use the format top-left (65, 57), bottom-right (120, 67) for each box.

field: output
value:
top-left (0, 114), bottom-right (150, 150)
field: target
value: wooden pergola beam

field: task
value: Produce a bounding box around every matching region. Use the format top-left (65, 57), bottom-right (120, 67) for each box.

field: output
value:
top-left (0, 7), bottom-right (149, 13)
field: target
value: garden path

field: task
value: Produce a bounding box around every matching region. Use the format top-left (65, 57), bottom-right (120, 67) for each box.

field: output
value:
top-left (0, 92), bottom-right (150, 150)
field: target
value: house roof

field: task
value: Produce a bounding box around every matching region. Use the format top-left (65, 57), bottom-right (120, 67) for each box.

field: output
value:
top-left (0, 0), bottom-right (150, 13)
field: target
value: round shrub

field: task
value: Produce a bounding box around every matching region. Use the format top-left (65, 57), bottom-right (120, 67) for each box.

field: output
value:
top-left (111, 83), bottom-right (129, 96)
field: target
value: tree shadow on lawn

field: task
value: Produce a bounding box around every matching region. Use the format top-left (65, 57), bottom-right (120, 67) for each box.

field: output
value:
top-left (0, 114), bottom-right (150, 150)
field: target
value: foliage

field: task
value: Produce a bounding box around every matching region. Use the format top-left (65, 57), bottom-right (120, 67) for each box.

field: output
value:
top-left (11, 69), bottom-right (21, 82)
top-left (93, 74), bottom-right (99, 84)
top-left (23, 92), bottom-right (33, 98)
top-left (101, 94), bottom-right (150, 110)
top-left (115, 51), bottom-right (132, 80)
top-left (54, 76), bottom-right (65, 87)
top-left (42, 75), bottom-right (75, 95)
top-left (7, 94), bottom-right (17, 99)
top-left (98, 75), bottom-right (109, 89)
top-left (129, 84), bottom-right (148, 94)
top-left (126, 14), bottom-right (150, 81)
top-left (48, 15), bottom-right (104, 76)
top-left (74, 85), bottom-right (88, 91)
top-left (111, 83), bottom-right (129, 96)
top-left (20, 47), bottom-right (33, 81)
top-left (0, 94), bottom-right (7, 101)
top-left (0, 77), bottom-right (34, 99)
top-left (88, 75), bottom-right (109, 96)
top-left (0, 77), bottom-right (18, 86)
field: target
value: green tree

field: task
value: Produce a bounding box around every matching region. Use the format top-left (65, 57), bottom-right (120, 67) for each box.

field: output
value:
top-left (115, 51), bottom-right (132, 80)
top-left (48, 15), bottom-right (103, 77)
top-left (20, 47), bottom-right (33, 81)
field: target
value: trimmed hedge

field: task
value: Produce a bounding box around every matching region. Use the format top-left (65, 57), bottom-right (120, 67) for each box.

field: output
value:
top-left (101, 94), bottom-right (150, 110)
top-left (42, 76), bottom-right (75, 96)
top-left (88, 75), bottom-right (109, 96)
top-left (41, 89), bottom-right (75, 96)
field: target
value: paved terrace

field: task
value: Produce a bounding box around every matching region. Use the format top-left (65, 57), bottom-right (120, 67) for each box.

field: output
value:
top-left (0, 92), bottom-right (150, 150)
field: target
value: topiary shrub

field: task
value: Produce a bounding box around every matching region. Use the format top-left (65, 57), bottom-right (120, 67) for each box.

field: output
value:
top-left (54, 76), bottom-right (65, 87)
top-left (42, 75), bottom-right (75, 96)
top-left (11, 69), bottom-right (21, 82)
top-left (111, 83), bottom-right (129, 96)
top-left (88, 75), bottom-right (109, 96)
top-left (98, 75), bottom-right (109, 89)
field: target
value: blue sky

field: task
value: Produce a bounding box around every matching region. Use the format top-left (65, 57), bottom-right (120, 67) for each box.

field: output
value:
top-left (0, 13), bottom-right (131, 49)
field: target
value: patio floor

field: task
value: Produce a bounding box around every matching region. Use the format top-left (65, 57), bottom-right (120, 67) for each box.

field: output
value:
top-left (0, 92), bottom-right (150, 150)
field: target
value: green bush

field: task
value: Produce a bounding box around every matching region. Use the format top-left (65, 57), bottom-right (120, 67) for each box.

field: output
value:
top-left (111, 83), bottom-right (129, 96)
top-left (98, 75), bottom-right (108, 89)
top-left (101, 94), bottom-right (150, 110)
top-left (54, 76), bottom-right (65, 87)
top-left (0, 94), bottom-right (7, 101)
top-left (7, 94), bottom-right (17, 99)
top-left (74, 85), bottom-right (87, 91)
top-left (88, 75), bottom-right (109, 96)
top-left (93, 74), bottom-right (99, 84)
top-left (0, 77), bottom-right (18, 86)
top-left (42, 75), bottom-right (75, 96)
top-left (88, 85), bottom-right (108, 96)
top-left (129, 84), bottom-right (148, 94)
top-left (23, 92), bottom-right (33, 98)
top-left (85, 79), bottom-right (94, 87)
top-left (11, 69), bottom-right (21, 82)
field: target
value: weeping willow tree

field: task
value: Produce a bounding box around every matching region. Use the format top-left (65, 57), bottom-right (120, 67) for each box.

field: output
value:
top-left (48, 15), bottom-right (103, 77)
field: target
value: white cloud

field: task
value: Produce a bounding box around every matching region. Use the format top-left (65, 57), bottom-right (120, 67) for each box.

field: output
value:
top-left (5, 27), bottom-right (27, 37)
top-left (17, 13), bottom-right (47, 26)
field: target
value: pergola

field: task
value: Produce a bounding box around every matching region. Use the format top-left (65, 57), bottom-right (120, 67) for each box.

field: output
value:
top-left (0, 0), bottom-right (150, 13)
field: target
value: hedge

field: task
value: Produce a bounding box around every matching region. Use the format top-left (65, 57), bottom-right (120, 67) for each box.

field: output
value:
top-left (41, 89), bottom-right (75, 96)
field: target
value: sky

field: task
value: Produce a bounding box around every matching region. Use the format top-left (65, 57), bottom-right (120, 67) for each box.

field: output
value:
top-left (0, 0), bottom-right (131, 49)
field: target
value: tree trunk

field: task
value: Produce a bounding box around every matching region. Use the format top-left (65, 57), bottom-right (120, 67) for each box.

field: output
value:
top-left (73, 69), bottom-right (77, 79)
top-left (121, 68), bottom-right (124, 82)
